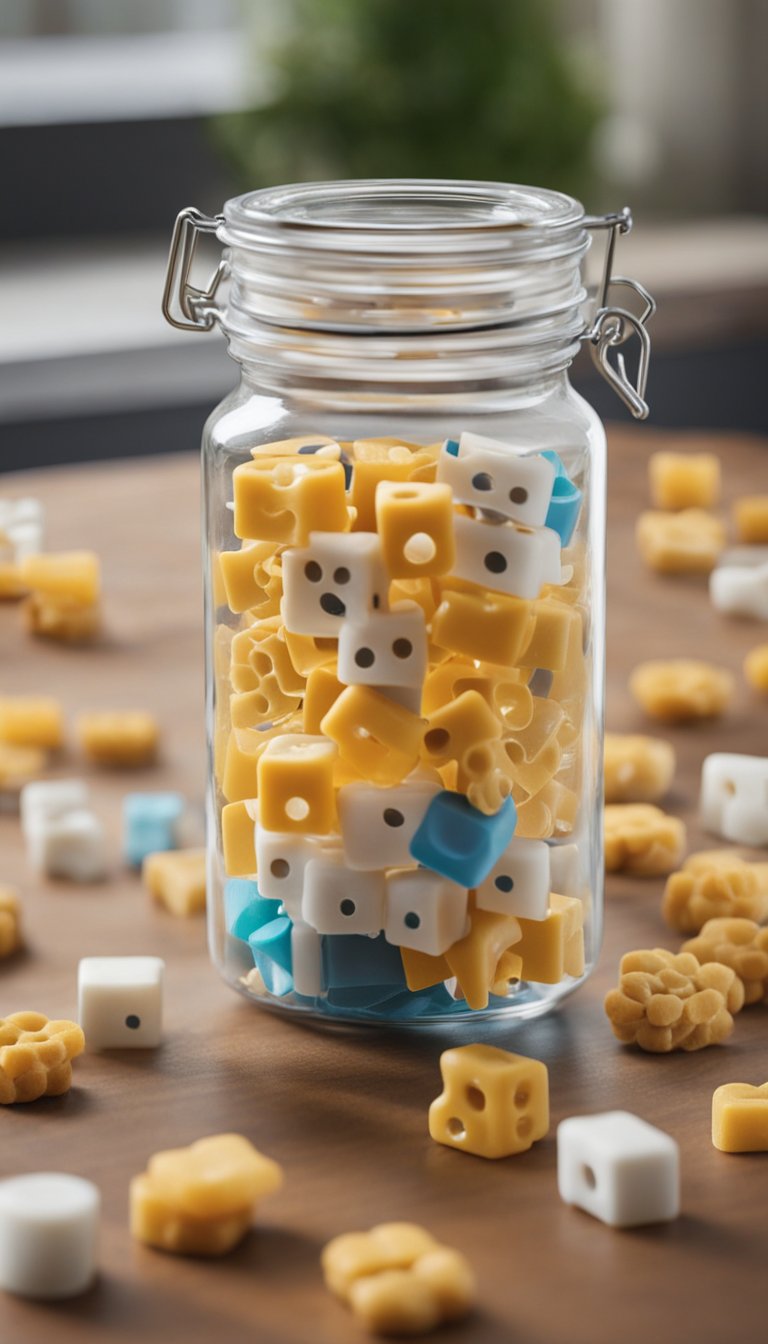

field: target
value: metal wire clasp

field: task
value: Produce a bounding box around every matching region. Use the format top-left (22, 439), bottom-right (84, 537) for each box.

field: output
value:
top-left (582, 208), bottom-right (656, 420)
top-left (161, 206), bottom-right (227, 332)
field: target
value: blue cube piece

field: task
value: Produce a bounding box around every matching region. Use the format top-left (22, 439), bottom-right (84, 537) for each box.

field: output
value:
top-left (249, 915), bottom-right (293, 975)
top-left (322, 933), bottom-right (407, 991)
top-left (409, 791), bottom-right (517, 889)
top-left (224, 878), bottom-right (279, 942)
top-left (123, 792), bottom-right (185, 867)
top-left (541, 450), bottom-right (582, 546)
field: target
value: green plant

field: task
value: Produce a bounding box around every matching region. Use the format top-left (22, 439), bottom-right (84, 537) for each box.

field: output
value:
top-left (213, 0), bottom-right (601, 197)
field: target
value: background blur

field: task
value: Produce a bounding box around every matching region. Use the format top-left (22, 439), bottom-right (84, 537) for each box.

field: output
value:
top-left (1, 0), bottom-right (766, 472)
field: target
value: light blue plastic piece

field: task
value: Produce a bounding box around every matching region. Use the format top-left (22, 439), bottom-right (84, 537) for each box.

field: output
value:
top-left (541, 450), bottom-right (582, 546)
top-left (249, 915), bottom-right (293, 974)
top-left (224, 879), bottom-right (278, 941)
top-left (123, 792), bottom-right (185, 867)
top-left (322, 933), bottom-right (407, 990)
top-left (409, 791), bottom-right (517, 889)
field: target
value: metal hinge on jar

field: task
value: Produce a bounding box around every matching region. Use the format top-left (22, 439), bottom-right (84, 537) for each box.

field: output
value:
top-left (161, 207), bottom-right (227, 332)
top-left (583, 207), bottom-right (656, 420)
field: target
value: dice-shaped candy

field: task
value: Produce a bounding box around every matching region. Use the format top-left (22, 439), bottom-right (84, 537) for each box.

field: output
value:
top-left (282, 532), bottom-right (388, 636)
top-left (700, 752), bottom-right (768, 847)
top-left (303, 853), bottom-right (387, 935)
top-left (557, 1111), bottom-right (680, 1227)
top-left (375, 481), bottom-right (456, 578)
top-left (475, 837), bottom-right (550, 920)
top-left (452, 514), bottom-right (561, 601)
top-left (438, 435), bottom-right (555, 526)
top-left (78, 956), bottom-right (165, 1050)
top-left (338, 602), bottom-right (427, 690)
top-left (429, 1044), bottom-right (549, 1159)
top-left (385, 869), bottom-right (469, 955)
top-left (257, 734), bottom-right (337, 834)
top-left (255, 826), bottom-right (340, 917)
top-left (337, 775), bottom-right (441, 870)
top-left (409, 791), bottom-right (517, 890)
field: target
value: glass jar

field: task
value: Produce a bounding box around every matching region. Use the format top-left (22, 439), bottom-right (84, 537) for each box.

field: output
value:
top-left (163, 180), bottom-right (654, 1025)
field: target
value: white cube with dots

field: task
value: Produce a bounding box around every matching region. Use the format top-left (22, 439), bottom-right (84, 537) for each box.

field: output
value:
top-left (557, 1111), bottom-right (680, 1228)
top-left (0, 1173), bottom-right (99, 1300)
top-left (78, 956), bottom-right (165, 1051)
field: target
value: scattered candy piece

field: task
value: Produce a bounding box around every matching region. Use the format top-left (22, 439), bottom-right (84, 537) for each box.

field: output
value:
top-left (733, 496), bottom-right (768, 544)
top-left (429, 1043), bottom-right (549, 1159)
top-left (20, 779), bottom-right (107, 882)
top-left (0, 743), bottom-right (46, 796)
top-left (663, 852), bottom-right (768, 934)
top-left (630, 659), bottom-right (733, 723)
top-left (322, 1222), bottom-right (475, 1336)
top-left (0, 498), bottom-right (43, 599)
top-left (684, 918), bottom-right (768, 1004)
top-left (143, 849), bottom-right (206, 917)
top-left (635, 508), bottom-right (725, 573)
top-left (604, 803), bottom-right (686, 876)
top-left (19, 551), bottom-right (101, 643)
top-left (648, 451), bottom-right (720, 511)
top-left (123, 792), bottom-right (185, 867)
top-left (130, 1134), bottom-right (283, 1256)
top-left (0, 1011), bottom-right (85, 1103)
top-left (558, 1111), bottom-right (679, 1227)
top-left (710, 560), bottom-right (768, 620)
top-left (78, 956), bottom-right (165, 1050)
top-left (0, 887), bottom-right (21, 958)
top-left (0, 1173), bottom-right (99, 1299)
top-left (744, 644), bottom-right (768, 693)
top-left (604, 732), bottom-right (675, 804)
top-left (0, 696), bottom-right (63, 750)
top-left (604, 948), bottom-right (744, 1052)
top-left (712, 1083), bottom-right (768, 1152)
top-left (700, 752), bottom-right (768, 846)
top-left (77, 711), bottom-right (159, 767)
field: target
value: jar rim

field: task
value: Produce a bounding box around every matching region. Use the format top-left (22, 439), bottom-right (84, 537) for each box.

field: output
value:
top-left (219, 178), bottom-right (585, 253)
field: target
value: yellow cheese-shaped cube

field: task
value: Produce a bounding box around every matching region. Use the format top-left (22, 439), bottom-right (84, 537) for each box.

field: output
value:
top-left (635, 509), bottom-right (725, 574)
top-left (515, 893), bottom-right (585, 983)
top-left (233, 456), bottom-right (350, 545)
top-left (649, 451), bottom-right (721, 510)
top-left (143, 849), bottom-right (206, 917)
top-left (733, 496), bottom-right (768, 544)
top-left (0, 696), bottom-right (64, 750)
top-left (24, 592), bottom-right (101, 642)
top-left (77, 711), bottom-right (159, 767)
top-left (0, 742), bottom-right (46, 791)
top-left (375, 481), bottom-right (456, 579)
top-left (432, 587), bottom-right (535, 667)
top-left (256, 733), bottom-right (337, 833)
top-left (712, 1083), bottom-right (768, 1152)
top-left (222, 801), bottom-right (257, 877)
top-left (321, 686), bottom-right (423, 786)
top-left (218, 541), bottom-right (282, 615)
top-left (429, 1044), bottom-right (549, 1159)
top-left (19, 551), bottom-right (100, 604)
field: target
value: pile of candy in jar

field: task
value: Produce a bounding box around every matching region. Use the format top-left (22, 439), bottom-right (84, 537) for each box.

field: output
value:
top-left (216, 432), bottom-right (589, 1017)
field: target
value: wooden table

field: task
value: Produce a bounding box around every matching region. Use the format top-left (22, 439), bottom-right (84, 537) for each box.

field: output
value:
top-left (1, 428), bottom-right (766, 1344)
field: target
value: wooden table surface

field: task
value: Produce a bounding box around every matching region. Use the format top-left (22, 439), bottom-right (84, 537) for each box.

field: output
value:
top-left (1, 428), bottom-right (767, 1344)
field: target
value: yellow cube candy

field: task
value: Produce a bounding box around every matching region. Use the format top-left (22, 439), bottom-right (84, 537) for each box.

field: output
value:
top-left (222, 800), bottom-right (257, 876)
top-left (130, 1133), bottom-right (283, 1256)
top-left (712, 1083), bottom-right (768, 1153)
top-left (521, 598), bottom-right (582, 674)
top-left (422, 690), bottom-right (501, 771)
top-left (256, 733), bottom-right (337, 833)
top-left (733, 496), bottom-right (768, 544)
top-left (635, 509), bottom-right (725, 574)
top-left (283, 629), bottom-right (337, 677)
top-left (375, 481), bottom-right (456, 578)
top-left (302, 664), bottom-right (345, 734)
top-left (77, 711), bottom-right (159, 767)
top-left (23, 592), bottom-right (101, 642)
top-left (143, 849), bottom-right (206, 917)
top-left (429, 1043), bottom-right (549, 1159)
top-left (745, 644), bottom-right (768, 693)
top-left (218, 541), bottom-right (282, 615)
top-left (432, 586), bottom-right (535, 666)
top-left (0, 742), bottom-right (46, 792)
top-left (19, 551), bottom-right (100, 604)
top-left (0, 888), bottom-right (21, 959)
top-left (233, 456), bottom-right (350, 545)
top-left (350, 439), bottom-right (437, 531)
top-left (515, 893), bottom-right (585, 983)
top-left (321, 686), bottom-right (424, 786)
top-left (0, 696), bottom-right (64, 750)
top-left (649, 451), bottom-right (721, 510)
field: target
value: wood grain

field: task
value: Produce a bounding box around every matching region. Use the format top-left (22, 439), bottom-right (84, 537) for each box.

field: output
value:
top-left (1, 429), bottom-right (767, 1344)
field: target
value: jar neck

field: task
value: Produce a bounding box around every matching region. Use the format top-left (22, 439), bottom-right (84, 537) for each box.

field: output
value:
top-left (217, 180), bottom-right (590, 402)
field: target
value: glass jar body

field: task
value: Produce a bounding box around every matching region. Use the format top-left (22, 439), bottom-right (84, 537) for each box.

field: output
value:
top-left (204, 371), bottom-right (606, 1025)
